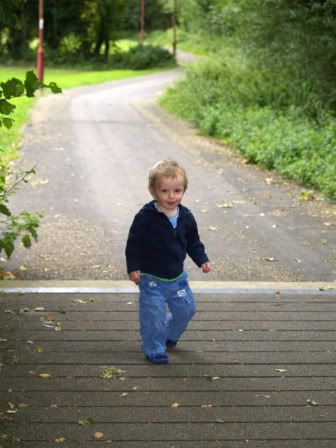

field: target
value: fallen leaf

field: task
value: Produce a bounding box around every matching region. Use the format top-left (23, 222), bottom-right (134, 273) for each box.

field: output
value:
top-left (262, 257), bottom-right (277, 262)
top-left (171, 402), bottom-right (180, 408)
top-left (120, 392), bottom-right (128, 397)
top-left (34, 307), bottom-right (45, 312)
top-left (42, 314), bottom-right (55, 322)
top-left (0, 271), bottom-right (16, 280)
top-left (299, 190), bottom-right (316, 201)
top-left (55, 437), bottom-right (66, 443)
top-left (19, 307), bottom-right (30, 313)
top-left (276, 369), bottom-right (287, 373)
top-left (94, 432), bottom-right (104, 440)
top-left (100, 367), bottom-right (126, 379)
top-left (208, 226), bottom-right (217, 231)
top-left (306, 399), bottom-right (318, 406)
top-left (6, 402), bottom-right (18, 414)
top-left (39, 373), bottom-right (51, 378)
top-left (78, 417), bottom-right (96, 425)
top-left (206, 375), bottom-right (220, 381)
top-left (216, 203), bottom-right (232, 208)
top-left (215, 418), bottom-right (225, 423)
top-left (36, 347), bottom-right (44, 353)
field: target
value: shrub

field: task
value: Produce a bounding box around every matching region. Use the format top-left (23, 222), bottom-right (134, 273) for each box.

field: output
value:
top-left (111, 44), bottom-right (175, 69)
top-left (161, 61), bottom-right (336, 201)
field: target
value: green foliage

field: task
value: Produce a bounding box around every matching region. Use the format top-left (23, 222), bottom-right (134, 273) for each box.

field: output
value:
top-left (0, 70), bottom-right (61, 257)
top-left (161, 60), bottom-right (336, 200)
top-left (157, 0), bottom-right (336, 201)
top-left (0, 166), bottom-right (41, 258)
top-left (0, 71), bottom-right (61, 129)
top-left (111, 44), bottom-right (175, 70)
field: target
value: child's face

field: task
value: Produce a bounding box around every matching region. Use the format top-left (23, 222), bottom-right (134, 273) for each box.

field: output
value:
top-left (150, 175), bottom-right (185, 214)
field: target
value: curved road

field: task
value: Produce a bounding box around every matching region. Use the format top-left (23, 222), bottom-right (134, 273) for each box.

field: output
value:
top-left (3, 69), bottom-right (336, 281)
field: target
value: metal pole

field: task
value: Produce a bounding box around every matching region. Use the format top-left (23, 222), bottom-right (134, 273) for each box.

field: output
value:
top-left (172, 0), bottom-right (177, 57)
top-left (140, 0), bottom-right (145, 45)
top-left (37, 0), bottom-right (44, 83)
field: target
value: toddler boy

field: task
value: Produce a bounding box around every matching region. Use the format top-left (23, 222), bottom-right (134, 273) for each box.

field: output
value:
top-left (125, 160), bottom-right (210, 364)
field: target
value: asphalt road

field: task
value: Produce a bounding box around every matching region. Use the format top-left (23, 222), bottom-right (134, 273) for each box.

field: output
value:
top-left (2, 68), bottom-right (336, 282)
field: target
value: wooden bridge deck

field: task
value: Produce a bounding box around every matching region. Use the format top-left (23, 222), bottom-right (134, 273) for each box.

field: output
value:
top-left (1, 291), bottom-right (336, 447)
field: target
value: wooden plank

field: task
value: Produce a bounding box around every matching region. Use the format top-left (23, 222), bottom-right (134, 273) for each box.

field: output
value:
top-left (1, 376), bottom-right (336, 392)
top-left (7, 320), bottom-right (336, 331)
top-left (1, 390), bottom-right (335, 407)
top-left (2, 363), bottom-right (335, 378)
top-left (7, 310), bottom-right (336, 321)
top-left (1, 422), bottom-right (336, 441)
top-left (8, 442), bottom-right (336, 448)
top-left (2, 350), bottom-right (335, 365)
top-left (14, 405), bottom-right (336, 423)
top-left (3, 340), bottom-right (336, 353)
top-left (4, 329), bottom-right (335, 342)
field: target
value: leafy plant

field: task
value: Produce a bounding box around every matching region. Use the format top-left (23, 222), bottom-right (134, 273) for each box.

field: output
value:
top-left (111, 44), bottom-right (175, 69)
top-left (0, 70), bottom-right (61, 257)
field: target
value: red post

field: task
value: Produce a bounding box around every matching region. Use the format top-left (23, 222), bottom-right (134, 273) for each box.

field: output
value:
top-left (172, 0), bottom-right (177, 57)
top-left (140, 0), bottom-right (145, 45)
top-left (37, 0), bottom-right (44, 83)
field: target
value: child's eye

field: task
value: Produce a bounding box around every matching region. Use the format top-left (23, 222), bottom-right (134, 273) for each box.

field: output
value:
top-left (175, 189), bottom-right (182, 193)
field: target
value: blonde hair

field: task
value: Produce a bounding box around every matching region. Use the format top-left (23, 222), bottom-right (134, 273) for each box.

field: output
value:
top-left (148, 160), bottom-right (188, 191)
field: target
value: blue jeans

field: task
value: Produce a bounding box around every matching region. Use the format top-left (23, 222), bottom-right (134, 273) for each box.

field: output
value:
top-left (138, 272), bottom-right (196, 357)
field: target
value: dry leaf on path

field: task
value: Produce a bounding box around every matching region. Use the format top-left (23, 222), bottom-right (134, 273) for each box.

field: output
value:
top-left (208, 226), bottom-right (217, 231)
top-left (94, 432), bottom-right (104, 440)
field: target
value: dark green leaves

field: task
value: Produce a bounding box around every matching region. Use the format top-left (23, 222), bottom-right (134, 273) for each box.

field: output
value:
top-left (0, 204), bottom-right (11, 217)
top-left (24, 71), bottom-right (41, 97)
top-left (1, 78), bottom-right (25, 99)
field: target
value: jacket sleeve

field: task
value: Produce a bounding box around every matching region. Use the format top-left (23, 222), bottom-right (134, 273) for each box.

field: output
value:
top-left (186, 213), bottom-right (209, 267)
top-left (125, 214), bottom-right (142, 274)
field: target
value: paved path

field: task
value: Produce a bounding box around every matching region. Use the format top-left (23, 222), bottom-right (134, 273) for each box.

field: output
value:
top-left (1, 288), bottom-right (336, 447)
top-left (3, 70), bottom-right (336, 282)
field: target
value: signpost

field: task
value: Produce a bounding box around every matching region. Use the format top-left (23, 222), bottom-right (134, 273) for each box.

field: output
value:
top-left (37, 0), bottom-right (44, 82)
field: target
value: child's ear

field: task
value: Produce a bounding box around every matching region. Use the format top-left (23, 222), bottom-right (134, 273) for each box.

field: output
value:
top-left (148, 185), bottom-right (155, 198)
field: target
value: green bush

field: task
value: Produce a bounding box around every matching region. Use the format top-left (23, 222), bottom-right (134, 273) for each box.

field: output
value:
top-left (161, 61), bottom-right (336, 201)
top-left (111, 44), bottom-right (175, 70)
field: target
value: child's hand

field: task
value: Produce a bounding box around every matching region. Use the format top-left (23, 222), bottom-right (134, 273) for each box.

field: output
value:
top-left (129, 271), bottom-right (141, 285)
top-left (201, 262), bottom-right (211, 273)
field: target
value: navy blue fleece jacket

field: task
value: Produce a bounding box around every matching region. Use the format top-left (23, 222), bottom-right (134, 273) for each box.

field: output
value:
top-left (125, 200), bottom-right (209, 279)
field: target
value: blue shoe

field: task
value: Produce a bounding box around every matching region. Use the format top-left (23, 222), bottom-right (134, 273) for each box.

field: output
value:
top-left (146, 352), bottom-right (169, 364)
top-left (166, 340), bottom-right (177, 350)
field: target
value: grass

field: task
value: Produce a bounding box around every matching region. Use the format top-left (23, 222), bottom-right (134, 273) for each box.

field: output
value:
top-left (0, 65), bottom-right (164, 159)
